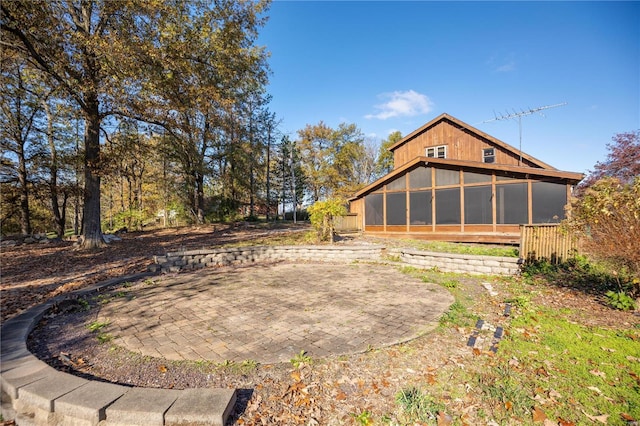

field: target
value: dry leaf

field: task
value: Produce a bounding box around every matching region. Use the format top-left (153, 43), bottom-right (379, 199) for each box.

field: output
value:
top-left (335, 391), bottom-right (346, 401)
top-left (582, 411), bottom-right (609, 424)
top-left (290, 370), bottom-right (301, 382)
top-left (557, 418), bottom-right (575, 426)
top-left (600, 347), bottom-right (616, 352)
top-left (587, 386), bottom-right (602, 394)
top-left (620, 413), bottom-right (636, 422)
top-left (532, 406), bottom-right (548, 423)
top-left (589, 369), bottom-right (606, 379)
top-left (505, 401), bottom-right (513, 411)
top-left (437, 411), bottom-right (453, 426)
top-left (158, 364), bottom-right (167, 373)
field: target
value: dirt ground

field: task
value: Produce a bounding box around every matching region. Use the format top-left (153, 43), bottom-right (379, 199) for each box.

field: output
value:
top-left (2, 224), bottom-right (639, 425)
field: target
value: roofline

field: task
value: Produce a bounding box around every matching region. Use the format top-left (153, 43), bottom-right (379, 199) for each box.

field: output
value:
top-left (387, 113), bottom-right (557, 170)
top-left (349, 156), bottom-right (584, 200)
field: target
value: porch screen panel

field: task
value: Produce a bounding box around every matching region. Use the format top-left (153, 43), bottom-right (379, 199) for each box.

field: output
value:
top-left (464, 171), bottom-right (492, 184)
top-left (386, 192), bottom-right (407, 225)
top-left (410, 191), bottom-right (432, 225)
top-left (435, 169), bottom-right (459, 186)
top-left (435, 188), bottom-right (461, 224)
top-left (365, 193), bottom-right (383, 225)
top-left (386, 175), bottom-right (406, 191)
top-left (409, 167), bottom-right (432, 189)
top-left (496, 183), bottom-right (528, 224)
top-left (464, 185), bottom-right (492, 224)
top-left (532, 182), bottom-right (567, 223)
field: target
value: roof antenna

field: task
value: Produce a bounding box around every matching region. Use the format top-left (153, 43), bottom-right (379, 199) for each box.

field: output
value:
top-left (482, 102), bottom-right (567, 166)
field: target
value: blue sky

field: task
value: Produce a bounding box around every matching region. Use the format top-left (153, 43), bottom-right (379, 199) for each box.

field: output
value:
top-left (257, 1), bottom-right (639, 174)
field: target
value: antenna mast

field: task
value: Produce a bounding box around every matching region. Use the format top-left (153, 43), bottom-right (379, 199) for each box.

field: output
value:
top-left (482, 102), bottom-right (567, 166)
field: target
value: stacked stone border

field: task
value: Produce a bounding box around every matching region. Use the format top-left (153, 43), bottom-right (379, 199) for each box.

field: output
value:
top-left (2, 245), bottom-right (520, 426)
top-left (1, 273), bottom-right (235, 426)
top-left (153, 245), bottom-right (521, 276)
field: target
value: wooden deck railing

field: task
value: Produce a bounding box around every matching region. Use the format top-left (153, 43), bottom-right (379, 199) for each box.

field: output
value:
top-left (519, 224), bottom-right (581, 263)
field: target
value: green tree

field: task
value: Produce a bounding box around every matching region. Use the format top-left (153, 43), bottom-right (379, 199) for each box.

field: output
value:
top-left (1, 0), bottom-right (271, 244)
top-left (297, 122), bottom-right (372, 202)
top-left (375, 130), bottom-right (402, 177)
top-left (0, 55), bottom-right (44, 235)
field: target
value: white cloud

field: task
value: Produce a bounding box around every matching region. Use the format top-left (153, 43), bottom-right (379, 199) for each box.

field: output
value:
top-left (365, 90), bottom-right (433, 120)
top-left (496, 60), bottom-right (516, 72)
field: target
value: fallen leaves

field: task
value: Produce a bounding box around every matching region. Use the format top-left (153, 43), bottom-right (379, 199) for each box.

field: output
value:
top-left (582, 410), bottom-right (609, 424)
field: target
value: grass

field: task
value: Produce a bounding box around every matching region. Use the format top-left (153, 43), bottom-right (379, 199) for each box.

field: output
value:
top-left (494, 308), bottom-right (640, 424)
top-left (395, 387), bottom-right (445, 423)
top-left (290, 350), bottom-right (313, 368)
top-left (393, 257), bottom-right (639, 425)
top-left (400, 239), bottom-right (519, 258)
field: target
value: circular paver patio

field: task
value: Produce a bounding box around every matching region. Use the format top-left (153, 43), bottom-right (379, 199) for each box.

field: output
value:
top-left (98, 262), bottom-right (454, 364)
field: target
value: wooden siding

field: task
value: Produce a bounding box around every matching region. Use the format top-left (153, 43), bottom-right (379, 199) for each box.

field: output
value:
top-left (519, 224), bottom-right (581, 263)
top-left (393, 119), bottom-right (540, 170)
top-left (334, 213), bottom-right (361, 232)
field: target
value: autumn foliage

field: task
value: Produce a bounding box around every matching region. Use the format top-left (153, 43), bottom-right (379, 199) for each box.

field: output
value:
top-left (566, 176), bottom-right (640, 277)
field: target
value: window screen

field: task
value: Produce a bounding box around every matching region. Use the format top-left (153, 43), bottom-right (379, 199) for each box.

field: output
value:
top-left (464, 186), bottom-right (492, 224)
top-left (386, 175), bottom-right (406, 191)
top-left (365, 193), bottom-right (383, 225)
top-left (435, 168), bottom-right (459, 186)
top-left (483, 148), bottom-right (495, 163)
top-left (409, 167), bottom-right (432, 189)
top-left (410, 191), bottom-right (432, 225)
top-left (386, 192), bottom-right (406, 225)
top-left (426, 145), bottom-right (447, 158)
top-left (464, 171), bottom-right (492, 184)
top-left (532, 182), bottom-right (567, 223)
top-left (496, 183), bottom-right (528, 224)
top-left (435, 188), bottom-right (461, 224)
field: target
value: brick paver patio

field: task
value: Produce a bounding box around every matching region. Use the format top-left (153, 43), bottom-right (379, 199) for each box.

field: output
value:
top-left (98, 262), bottom-right (454, 364)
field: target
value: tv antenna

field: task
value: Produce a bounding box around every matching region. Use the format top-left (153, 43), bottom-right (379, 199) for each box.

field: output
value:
top-left (482, 102), bottom-right (567, 166)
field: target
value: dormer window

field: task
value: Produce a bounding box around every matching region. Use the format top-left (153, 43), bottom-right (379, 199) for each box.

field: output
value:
top-left (483, 148), bottom-right (495, 163)
top-left (426, 145), bottom-right (447, 158)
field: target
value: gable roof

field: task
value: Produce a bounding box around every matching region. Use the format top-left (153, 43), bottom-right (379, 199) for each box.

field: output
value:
top-left (349, 156), bottom-right (584, 201)
top-left (387, 113), bottom-right (557, 170)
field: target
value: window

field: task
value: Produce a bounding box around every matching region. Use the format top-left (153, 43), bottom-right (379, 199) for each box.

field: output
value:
top-left (386, 192), bottom-right (406, 225)
top-left (410, 191), bottom-right (432, 225)
top-left (483, 148), bottom-right (495, 163)
top-left (426, 145), bottom-right (447, 158)
top-left (435, 188), bottom-right (461, 224)
top-left (532, 182), bottom-right (567, 223)
top-left (365, 193), bottom-right (383, 225)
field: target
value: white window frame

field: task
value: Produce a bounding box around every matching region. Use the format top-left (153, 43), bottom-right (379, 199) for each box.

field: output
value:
top-left (426, 145), bottom-right (447, 159)
top-left (483, 147), bottom-right (495, 163)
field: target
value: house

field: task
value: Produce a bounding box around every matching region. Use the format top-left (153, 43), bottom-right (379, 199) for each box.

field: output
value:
top-left (348, 113), bottom-right (584, 244)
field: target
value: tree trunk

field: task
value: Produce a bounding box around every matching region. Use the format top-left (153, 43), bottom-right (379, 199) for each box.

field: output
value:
top-left (43, 100), bottom-right (65, 238)
top-left (81, 96), bottom-right (104, 248)
top-left (195, 172), bottom-right (205, 224)
top-left (18, 154), bottom-right (31, 235)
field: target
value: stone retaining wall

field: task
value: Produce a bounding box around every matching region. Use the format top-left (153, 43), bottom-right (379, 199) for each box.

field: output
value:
top-left (152, 245), bottom-right (385, 273)
top-left (394, 248), bottom-right (521, 275)
top-left (153, 245), bottom-right (521, 276)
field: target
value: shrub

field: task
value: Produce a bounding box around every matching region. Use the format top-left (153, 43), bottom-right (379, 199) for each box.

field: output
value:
top-left (307, 198), bottom-right (347, 242)
top-left (564, 176), bottom-right (640, 277)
